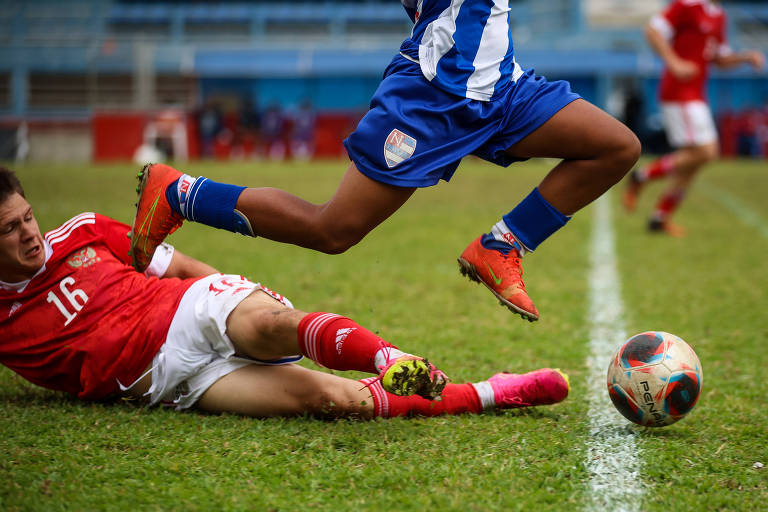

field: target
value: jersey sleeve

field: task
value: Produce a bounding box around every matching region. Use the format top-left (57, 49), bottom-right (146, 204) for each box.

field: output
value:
top-left (93, 214), bottom-right (132, 264)
top-left (659, 1), bottom-right (687, 37)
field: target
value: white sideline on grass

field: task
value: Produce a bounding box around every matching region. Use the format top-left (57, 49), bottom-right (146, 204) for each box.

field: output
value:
top-left (585, 194), bottom-right (644, 511)
top-left (700, 183), bottom-right (768, 240)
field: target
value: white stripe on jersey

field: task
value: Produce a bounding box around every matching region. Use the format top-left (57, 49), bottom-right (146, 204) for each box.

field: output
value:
top-left (466, 0), bottom-right (511, 100)
top-left (45, 212), bottom-right (95, 241)
top-left (418, 0), bottom-right (466, 83)
top-left (414, 0), bottom-right (520, 101)
top-left (45, 213), bottom-right (96, 247)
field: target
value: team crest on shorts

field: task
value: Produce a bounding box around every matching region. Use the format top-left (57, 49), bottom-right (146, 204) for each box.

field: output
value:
top-left (384, 129), bottom-right (417, 168)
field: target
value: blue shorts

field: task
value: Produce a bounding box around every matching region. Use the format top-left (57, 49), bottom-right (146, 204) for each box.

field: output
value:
top-left (344, 55), bottom-right (581, 188)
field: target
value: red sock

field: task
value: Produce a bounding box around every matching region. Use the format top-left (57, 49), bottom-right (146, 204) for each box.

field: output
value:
top-left (653, 189), bottom-right (685, 220)
top-left (360, 378), bottom-right (482, 418)
top-left (298, 313), bottom-right (397, 374)
top-left (641, 155), bottom-right (674, 181)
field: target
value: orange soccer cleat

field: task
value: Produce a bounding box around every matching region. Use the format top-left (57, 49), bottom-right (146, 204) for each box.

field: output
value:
top-left (648, 218), bottom-right (685, 238)
top-left (130, 163), bottom-right (184, 272)
top-left (622, 169), bottom-right (644, 212)
top-left (458, 236), bottom-right (539, 321)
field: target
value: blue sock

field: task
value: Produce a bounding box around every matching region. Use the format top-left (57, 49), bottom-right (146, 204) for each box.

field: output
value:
top-left (501, 188), bottom-right (570, 251)
top-left (169, 176), bottom-right (253, 236)
top-left (165, 179), bottom-right (182, 214)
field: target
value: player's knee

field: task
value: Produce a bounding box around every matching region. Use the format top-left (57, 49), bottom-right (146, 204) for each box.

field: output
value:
top-left (588, 130), bottom-right (641, 187)
top-left (699, 143), bottom-right (719, 164)
top-left (313, 225), bottom-right (365, 255)
top-left (318, 238), bottom-right (356, 255)
top-left (615, 129), bottom-right (642, 171)
top-left (603, 128), bottom-right (641, 181)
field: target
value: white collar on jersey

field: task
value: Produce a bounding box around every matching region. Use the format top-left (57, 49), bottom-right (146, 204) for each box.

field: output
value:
top-left (0, 240), bottom-right (52, 293)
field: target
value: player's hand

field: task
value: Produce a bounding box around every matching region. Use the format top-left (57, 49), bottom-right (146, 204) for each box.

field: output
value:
top-left (746, 51), bottom-right (765, 70)
top-left (669, 58), bottom-right (698, 81)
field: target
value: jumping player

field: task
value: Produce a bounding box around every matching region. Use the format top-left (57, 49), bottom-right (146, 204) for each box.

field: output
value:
top-left (130, 0), bottom-right (641, 322)
top-left (0, 168), bottom-right (569, 418)
top-left (623, 0), bottom-right (764, 236)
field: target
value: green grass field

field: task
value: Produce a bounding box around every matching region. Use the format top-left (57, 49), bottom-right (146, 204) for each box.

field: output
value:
top-left (2, 158), bottom-right (766, 511)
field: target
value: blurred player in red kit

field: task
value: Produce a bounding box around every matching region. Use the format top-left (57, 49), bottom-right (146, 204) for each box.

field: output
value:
top-left (624, 0), bottom-right (764, 236)
top-left (0, 168), bottom-right (568, 419)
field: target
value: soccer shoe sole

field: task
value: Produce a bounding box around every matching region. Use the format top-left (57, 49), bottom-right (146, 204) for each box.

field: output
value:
top-left (457, 257), bottom-right (538, 322)
top-left (129, 164), bottom-right (153, 271)
top-left (129, 163), bottom-right (182, 271)
top-left (381, 359), bottom-right (447, 400)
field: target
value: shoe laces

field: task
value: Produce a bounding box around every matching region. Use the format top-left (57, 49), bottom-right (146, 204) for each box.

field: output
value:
top-left (496, 250), bottom-right (525, 288)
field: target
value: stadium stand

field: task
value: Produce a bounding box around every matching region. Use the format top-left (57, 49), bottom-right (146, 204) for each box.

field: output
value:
top-left (0, 0), bottom-right (766, 161)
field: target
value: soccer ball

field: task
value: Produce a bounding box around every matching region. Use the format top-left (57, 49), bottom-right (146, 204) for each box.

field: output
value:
top-left (606, 331), bottom-right (703, 427)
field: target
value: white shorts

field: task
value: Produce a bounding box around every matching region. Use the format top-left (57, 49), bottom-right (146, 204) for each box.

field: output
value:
top-left (661, 101), bottom-right (718, 148)
top-left (142, 274), bottom-right (300, 410)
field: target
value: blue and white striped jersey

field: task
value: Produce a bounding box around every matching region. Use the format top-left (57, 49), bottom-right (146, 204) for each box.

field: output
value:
top-left (400, 0), bottom-right (523, 101)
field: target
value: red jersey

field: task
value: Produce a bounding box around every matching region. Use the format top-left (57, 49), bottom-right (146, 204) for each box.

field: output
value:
top-left (656, 0), bottom-right (727, 102)
top-left (0, 213), bottom-right (199, 400)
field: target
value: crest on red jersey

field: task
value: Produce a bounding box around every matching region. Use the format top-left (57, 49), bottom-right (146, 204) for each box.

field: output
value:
top-left (67, 247), bottom-right (101, 268)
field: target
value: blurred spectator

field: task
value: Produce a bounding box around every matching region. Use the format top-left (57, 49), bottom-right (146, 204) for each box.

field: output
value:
top-left (135, 110), bottom-right (187, 165)
top-left (290, 98), bottom-right (316, 160)
top-left (197, 100), bottom-right (224, 158)
top-left (260, 102), bottom-right (286, 161)
top-left (237, 97), bottom-right (261, 159)
top-left (621, 84), bottom-right (645, 143)
top-left (15, 122), bottom-right (29, 163)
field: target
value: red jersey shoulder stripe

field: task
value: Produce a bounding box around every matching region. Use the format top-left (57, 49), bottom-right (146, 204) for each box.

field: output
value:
top-left (45, 212), bottom-right (96, 247)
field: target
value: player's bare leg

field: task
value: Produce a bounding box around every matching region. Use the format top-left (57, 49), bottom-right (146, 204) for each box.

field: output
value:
top-left (130, 163), bottom-right (414, 272)
top-left (195, 363), bottom-right (376, 418)
top-left (647, 142), bottom-right (718, 236)
top-left (459, 99), bottom-right (640, 321)
top-left (234, 163), bottom-right (415, 254)
top-left (224, 290), bottom-right (447, 399)
top-left (194, 363), bottom-right (569, 419)
top-left (624, 142), bottom-right (718, 212)
top-left (506, 99), bottom-right (641, 214)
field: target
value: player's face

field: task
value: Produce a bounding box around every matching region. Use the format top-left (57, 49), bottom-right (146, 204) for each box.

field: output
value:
top-left (0, 192), bottom-right (45, 282)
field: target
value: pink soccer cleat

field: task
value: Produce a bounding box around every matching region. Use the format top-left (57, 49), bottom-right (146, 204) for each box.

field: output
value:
top-left (488, 368), bottom-right (570, 409)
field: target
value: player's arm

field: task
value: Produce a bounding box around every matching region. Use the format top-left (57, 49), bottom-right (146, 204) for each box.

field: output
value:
top-left (146, 242), bottom-right (218, 279)
top-left (645, 15), bottom-right (697, 80)
top-left (92, 214), bottom-right (217, 279)
top-left (712, 49), bottom-right (765, 70)
top-left (164, 248), bottom-right (219, 279)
